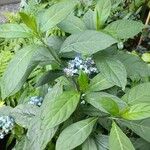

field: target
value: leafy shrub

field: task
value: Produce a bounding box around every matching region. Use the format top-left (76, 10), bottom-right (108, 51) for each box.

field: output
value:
top-left (0, 0), bottom-right (150, 149)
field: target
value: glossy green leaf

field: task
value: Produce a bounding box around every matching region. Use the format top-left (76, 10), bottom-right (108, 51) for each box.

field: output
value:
top-left (41, 90), bottom-right (80, 129)
top-left (56, 117), bottom-right (98, 150)
top-left (19, 12), bottom-right (37, 32)
top-left (82, 137), bottom-right (97, 150)
top-left (40, 0), bottom-right (77, 32)
top-left (121, 103), bottom-right (150, 120)
top-left (109, 122), bottom-right (135, 150)
top-left (11, 104), bottom-right (38, 128)
top-left (83, 9), bottom-right (95, 30)
top-left (122, 83), bottom-right (150, 105)
top-left (119, 118), bottom-right (150, 142)
top-left (95, 134), bottom-right (109, 150)
top-left (95, 56), bottom-right (127, 90)
top-left (58, 14), bottom-right (86, 34)
top-left (89, 73), bottom-right (114, 92)
top-left (113, 52), bottom-right (150, 81)
top-left (0, 23), bottom-right (33, 38)
top-left (60, 30), bottom-right (117, 55)
top-left (94, 0), bottom-right (111, 29)
top-left (1, 45), bottom-right (51, 99)
top-left (104, 20), bottom-right (144, 40)
top-left (86, 92), bottom-right (126, 115)
top-left (27, 117), bottom-right (58, 150)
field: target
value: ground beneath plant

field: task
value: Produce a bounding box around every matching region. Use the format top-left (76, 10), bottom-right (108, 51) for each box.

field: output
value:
top-left (0, 3), bottom-right (19, 23)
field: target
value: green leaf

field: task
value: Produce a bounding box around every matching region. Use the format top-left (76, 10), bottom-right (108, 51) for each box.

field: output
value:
top-left (19, 12), bottom-right (37, 32)
top-left (94, 0), bottom-right (111, 29)
top-left (11, 104), bottom-right (38, 128)
top-left (119, 118), bottom-right (150, 142)
top-left (82, 137), bottom-right (97, 150)
top-left (36, 70), bottom-right (63, 87)
top-left (122, 83), bottom-right (150, 105)
top-left (104, 20), bottom-right (144, 40)
top-left (0, 23), bottom-right (33, 38)
top-left (58, 14), bottom-right (87, 34)
top-left (83, 9), bottom-right (95, 30)
top-left (95, 134), bottom-right (109, 150)
top-left (121, 103), bottom-right (150, 120)
top-left (85, 92), bottom-right (126, 115)
top-left (40, 0), bottom-right (77, 32)
top-left (27, 117), bottom-right (58, 150)
top-left (95, 56), bottom-right (127, 90)
top-left (109, 122), bottom-right (135, 150)
top-left (89, 73), bottom-right (114, 92)
top-left (0, 106), bottom-right (12, 116)
top-left (78, 71), bottom-right (89, 92)
top-left (56, 117), bottom-right (98, 150)
top-left (60, 30), bottom-right (117, 55)
top-left (41, 90), bottom-right (80, 129)
top-left (1, 45), bottom-right (51, 99)
top-left (113, 52), bottom-right (150, 80)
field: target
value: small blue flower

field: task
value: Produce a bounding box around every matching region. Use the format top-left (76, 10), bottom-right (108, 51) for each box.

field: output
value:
top-left (28, 96), bottom-right (43, 107)
top-left (0, 116), bottom-right (15, 139)
top-left (64, 56), bottom-right (98, 76)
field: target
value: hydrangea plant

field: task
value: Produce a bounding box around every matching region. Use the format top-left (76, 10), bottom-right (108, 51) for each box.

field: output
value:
top-left (0, 0), bottom-right (150, 150)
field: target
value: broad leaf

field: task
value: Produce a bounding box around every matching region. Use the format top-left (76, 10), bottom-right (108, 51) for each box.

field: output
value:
top-left (122, 82), bottom-right (150, 105)
top-left (11, 104), bottom-right (39, 128)
top-left (94, 0), bottom-right (111, 29)
top-left (82, 137), bottom-right (97, 150)
top-left (95, 134), bottom-right (109, 150)
top-left (19, 12), bottom-right (37, 32)
top-left (95, 56), bottom-right (127, 90)
top-left (0, 24), bottom-right (33, 38)
top-left (104, 20), bottom-right (144, 40)
top-left (0, 106), bottom-right (12, 116)
top-left (60, 30), bottom-right (117, 55)
top-left (27, 117), bottom-right (58, 150)
top-left (121, 103), bottom-right (150, 120)
top-left (89, 73), bottom-right (114, 92)
top-left (41, 90), bottom-right (80, 129)
top-left (56, 117), bottom-right (98, 150)
top-left (113, 52), bottom-right (150, 80)
top-left (1, 45), bottom-right (51, 99)
top-left (83, 9), bottom-right (95, 30)
top-left (40, 0), bottom-right (77, 32)
top-left (109, 122), bottom-right (135, 150)
top-left (85, 92), bottom-right (126, 115)
top-left (119, 118), bottom-right (150, 142)
top-left (58, 14), bottom-right (86, 34)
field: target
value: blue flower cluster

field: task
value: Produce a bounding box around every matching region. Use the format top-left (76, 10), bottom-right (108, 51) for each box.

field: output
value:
top-left (0, 116), bottom-right (15, 139)
top-left (64, 56), bottom-right (98, 76)
top-left (28, 96), bottom-right (43, 107)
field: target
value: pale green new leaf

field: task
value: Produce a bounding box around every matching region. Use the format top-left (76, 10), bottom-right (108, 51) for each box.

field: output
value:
top-left (121, 103), bottom-right (150, 120)
top-left (109, 122), bottom-right (135, 150)
top-left (40, 0), bottom-right (77, 32)
top-left (119, 118), bottom-right (150, 142)
top-left (94, 0), bottom-right (111, 29)
top-left (41, 90), bottom-right (80, 129)
top-left (0, 24), bottom-right (33, 38)
top-left (58, 14), bottom-right (87, 34)
top-left (104, 20), bottom-right (144, 40)
top-left (82, 137), bottom-right (97, 150)
top-left (56, 117), bottom-right (98, 150)
top-left (89, 73), bottom-right (114, 92)
top-left (122, 82), bottom-right (150, 105)
top-left (95, 57), bottom-right (127, 89)
top-left (60, 30), bottom-right (117, 55)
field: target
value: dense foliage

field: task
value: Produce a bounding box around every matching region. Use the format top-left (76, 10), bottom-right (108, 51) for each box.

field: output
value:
top-left (0, 0), bottom-right (150, 149)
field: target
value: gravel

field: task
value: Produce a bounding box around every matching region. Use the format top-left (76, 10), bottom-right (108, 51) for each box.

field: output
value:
top-left (0, 3), bottom-right (20, 23)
